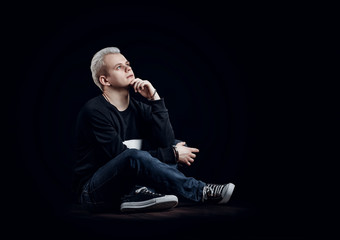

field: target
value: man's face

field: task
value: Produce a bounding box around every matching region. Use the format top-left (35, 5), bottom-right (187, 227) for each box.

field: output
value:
top-left (102, 53), bottom-right (135, 88)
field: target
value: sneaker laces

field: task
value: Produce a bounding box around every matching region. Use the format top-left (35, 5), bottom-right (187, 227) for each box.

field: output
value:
top-left (135, 187), bottom-right (162, 197)
top-left (203, 184), bottom-right (225, 200)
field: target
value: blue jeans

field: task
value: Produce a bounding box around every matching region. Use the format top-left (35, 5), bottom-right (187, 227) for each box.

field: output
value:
top-left (80, 149), bottom-right (206, 212)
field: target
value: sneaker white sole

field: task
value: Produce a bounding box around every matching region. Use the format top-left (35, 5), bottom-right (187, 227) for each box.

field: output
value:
top-left (120, 195), bottom-right (178, 213)
top-left (218, 183), bottom-right (235, 204)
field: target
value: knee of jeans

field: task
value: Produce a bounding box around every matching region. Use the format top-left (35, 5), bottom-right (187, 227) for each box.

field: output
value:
top-left (123, 149), bottom-right (154, 169)
top-left (124, 148), bottom-right (151, 159)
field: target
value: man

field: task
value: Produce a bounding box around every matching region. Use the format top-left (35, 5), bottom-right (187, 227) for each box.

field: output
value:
top-left (72, 47), bottom-right (235, 213)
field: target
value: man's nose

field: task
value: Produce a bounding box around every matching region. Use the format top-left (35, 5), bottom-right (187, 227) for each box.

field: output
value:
top-left (125, 65), bottom-right (132, 72)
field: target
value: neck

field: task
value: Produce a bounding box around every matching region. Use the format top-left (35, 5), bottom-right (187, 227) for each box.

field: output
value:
top-left (103, 87), bottom-right (130, 111)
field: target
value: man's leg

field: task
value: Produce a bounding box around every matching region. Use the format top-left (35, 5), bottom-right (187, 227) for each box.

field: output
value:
top-left (80, 149), bottom-right (206, 212)
top-left (127, 149), bottom-right (206, 202)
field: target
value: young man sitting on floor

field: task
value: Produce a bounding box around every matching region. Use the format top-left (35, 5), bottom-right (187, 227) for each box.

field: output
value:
top-left (72, 47), bottom-right (235, 213)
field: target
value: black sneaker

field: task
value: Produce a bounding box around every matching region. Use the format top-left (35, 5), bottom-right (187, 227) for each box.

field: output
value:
top-left (120, 187), bottom-right (178, 212)
top-left (202, 183), bottom-right (235, 204)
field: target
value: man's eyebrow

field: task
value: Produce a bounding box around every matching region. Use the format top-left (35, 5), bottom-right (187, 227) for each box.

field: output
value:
top-left (113, 61), bottom-right (130, 68)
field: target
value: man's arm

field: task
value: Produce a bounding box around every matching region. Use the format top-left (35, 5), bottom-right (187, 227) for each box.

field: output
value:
top-left (87, 107), bottom-right (127, 160)
top-left (131, 78), bottom-right (175, 147)
top-left (130, 78), bottom-right (199, 166)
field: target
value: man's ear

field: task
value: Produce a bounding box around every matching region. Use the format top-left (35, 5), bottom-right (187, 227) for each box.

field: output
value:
top-left (99, 76), bottom-right (110, 86)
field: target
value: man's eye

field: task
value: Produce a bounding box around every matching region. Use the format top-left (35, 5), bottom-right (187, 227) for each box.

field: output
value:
top-left (116, 66), bottom-right (121, 70)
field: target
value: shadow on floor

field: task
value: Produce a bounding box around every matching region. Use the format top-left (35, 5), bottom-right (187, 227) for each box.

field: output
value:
top-left (59, 201), bottom-right (283, 240)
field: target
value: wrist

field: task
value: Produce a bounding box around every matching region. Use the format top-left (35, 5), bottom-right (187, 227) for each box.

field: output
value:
top-left (172, 145), bottom-right (179, 162)
top-left (148, 88), bottom-right (159, 101)
top-left (152, 93), bottom-right (160, 100)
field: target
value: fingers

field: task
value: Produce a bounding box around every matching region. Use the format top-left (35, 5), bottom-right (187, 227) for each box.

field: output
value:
top-left (189, 147), bottom-right (200, 153)
top-left (136, 81), bottom-right (143, 92)
top-left (133, 79), bottom-right (143, 92)
top-left (176, 142), bottom-right (200, 166)
top-left (129, 78), bottom-right (139, 87)
top-left (179, 155), bottom-right (197, 166)
top-left (176, 142), bottom-right (187, 148)
top-left (130, 78), bottom-right (151, 93)
top-left (186, 157), bottom-right (194, 166)
top-left (140, 82), bottom-right (146, 91)
top-left (130, 78), bottom-right (141, 92)
top-left (176, 142), bottom-right (199, 152)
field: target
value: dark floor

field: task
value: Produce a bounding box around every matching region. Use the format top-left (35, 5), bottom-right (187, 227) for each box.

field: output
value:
top-left (55, 201), bottom-right (306, 240)
top-left (65, 203), bottom-right (249, 239)
top-left (5, 195), bottom-right (310, 240)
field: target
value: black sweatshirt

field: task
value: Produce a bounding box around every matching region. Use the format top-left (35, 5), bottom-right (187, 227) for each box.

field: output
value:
top-left (72, 95), bottom-right (176, 196)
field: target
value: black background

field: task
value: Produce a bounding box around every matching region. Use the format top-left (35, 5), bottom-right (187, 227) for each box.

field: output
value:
top-left (3, 1), bottom-right (338, 239)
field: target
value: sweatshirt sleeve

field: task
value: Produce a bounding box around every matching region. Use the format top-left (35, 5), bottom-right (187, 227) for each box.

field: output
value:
top-left (87, 107), bottom-right (127, 160)
top-left (138, 98), bottom-right (176, 164)
top-left (147, 146), bottom-right (177, 164)
top-left (147, 98), bottom-right (175, 147)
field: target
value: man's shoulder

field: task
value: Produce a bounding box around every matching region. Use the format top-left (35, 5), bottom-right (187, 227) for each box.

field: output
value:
top-left (81, 95), bottom-right (99, 109)
top-left (85, 95), bottom-right (102, 107)
top-left (80, 95), bottom-right (108, 117)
